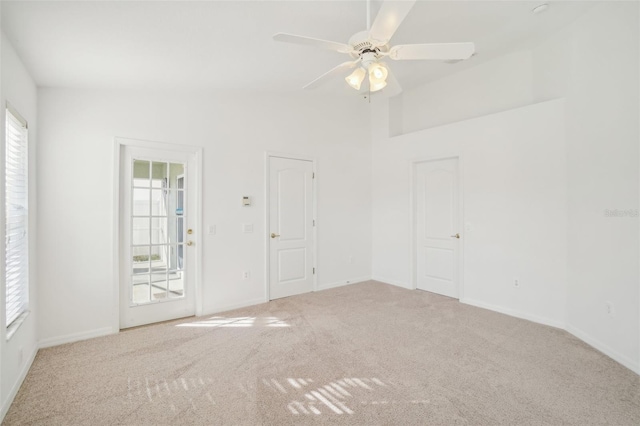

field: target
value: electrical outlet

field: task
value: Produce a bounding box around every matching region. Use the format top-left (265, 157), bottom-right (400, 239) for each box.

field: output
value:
top-left (514, 278), bottom-right (520, 288)
top-left (208, 225), bottom-right (216, 235)
top-left (242, 270), bottom-right (250, 280)
top-left (348, 256), bottom-right (354, 264)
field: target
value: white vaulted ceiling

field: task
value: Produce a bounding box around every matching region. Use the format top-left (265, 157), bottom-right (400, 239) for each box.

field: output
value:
top-left (1, 1), bottom-right (594, 94)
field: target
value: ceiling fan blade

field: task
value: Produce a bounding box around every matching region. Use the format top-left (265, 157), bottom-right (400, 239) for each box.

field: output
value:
top-left (383, 66), bottom-right (402, 97)
top-left (303, 60), bottom-right (361, 90)
top-left (389, 42), bottom-right (475, 61)
top-left (273, 33), bottom-right (352, 54)
top-left (368, 0), bottom-right (416, 45)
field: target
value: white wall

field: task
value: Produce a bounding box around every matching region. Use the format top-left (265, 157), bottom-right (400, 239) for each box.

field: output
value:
top-left (533, 1), bottom-right (639, 373)
top-left (372, 99), bottom-right (567, 328)
top-left (375, 1), bottom-right (639, 373)
top-left (36, 89), bottom-right (372, 344)
top-left (400, 50), bottom-right (534, 134)
top-left (0, 31), bottom-right (39, 419)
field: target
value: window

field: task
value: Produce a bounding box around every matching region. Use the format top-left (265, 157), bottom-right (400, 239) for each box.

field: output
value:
top-left (5, 105), bottom-right (29, 330)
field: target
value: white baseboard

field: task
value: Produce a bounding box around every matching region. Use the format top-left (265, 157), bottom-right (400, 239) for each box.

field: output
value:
top-left (566, 323), bottom-right (639, 375)
top-left (316, 276), bottom-right (371, 291)
top-left (1, 343), bottom-right (38, 422)
top-left (200, 297), bottom-right (268, 317)
top-left (460, 298), bottom-right (565, 329)
top-left (371, 276), bottom-right (413, 290)
top-left (38, 326), bottom-right (115, 349)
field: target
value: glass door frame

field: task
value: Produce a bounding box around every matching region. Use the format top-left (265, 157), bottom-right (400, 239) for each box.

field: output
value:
top-left (114, 138), bottom-right (203, 330)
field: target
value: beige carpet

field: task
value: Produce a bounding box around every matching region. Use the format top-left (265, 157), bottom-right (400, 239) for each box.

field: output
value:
top-left (4, 281), bottom-right (640, 425)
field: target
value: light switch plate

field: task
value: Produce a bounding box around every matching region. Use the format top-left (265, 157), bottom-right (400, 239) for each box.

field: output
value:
top-left (242, 223), bottom-right (254, 233)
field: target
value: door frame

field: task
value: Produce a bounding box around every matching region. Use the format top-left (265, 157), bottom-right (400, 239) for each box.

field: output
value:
top-left (113, 137), bottom-right (203, 331)
top-left (409, 155), bottom-right (465, 299)
top-left (264, 152), bottom-right (317, 301)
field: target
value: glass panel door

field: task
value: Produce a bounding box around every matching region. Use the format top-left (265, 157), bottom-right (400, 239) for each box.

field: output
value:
top-left (131, 160), bottom-right (186, 305)
top-left (120, 142), bottom-right (197, 329)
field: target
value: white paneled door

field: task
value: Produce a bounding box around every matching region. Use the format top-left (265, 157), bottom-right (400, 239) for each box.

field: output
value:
top-left (416, 158), bottom-right (461, 299)
top-left (120, 145), bottom-right (197, 328)
top-left (269, 156), bottom-right (315, 300)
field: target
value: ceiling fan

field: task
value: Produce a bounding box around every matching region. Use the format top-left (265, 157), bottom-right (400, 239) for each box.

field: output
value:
top-left (273, 0), bottom-right (475, 96)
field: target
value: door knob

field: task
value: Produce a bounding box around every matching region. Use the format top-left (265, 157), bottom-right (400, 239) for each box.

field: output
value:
top-left (186, 241), bottom-right (194, 246)
top-left (450, 233), bottom-right (460, 239)
top-left (271, 233), bottom-right (280, 238)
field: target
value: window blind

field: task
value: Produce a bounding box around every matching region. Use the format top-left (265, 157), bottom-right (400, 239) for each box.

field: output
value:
top-left (5, 106), bottom-right (29, 328)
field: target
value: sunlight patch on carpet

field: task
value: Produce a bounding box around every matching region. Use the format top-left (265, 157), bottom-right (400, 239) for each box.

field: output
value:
top-left (127, 377), bottom-right (216, 412)
top-left (260, 377), bottom-right (427, 416)
top-left (176, 316), bottom-right (290, 328)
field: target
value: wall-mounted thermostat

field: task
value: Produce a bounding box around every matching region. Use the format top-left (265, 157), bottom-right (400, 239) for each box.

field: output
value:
top-left (242, 196), bottom-right (251, 206)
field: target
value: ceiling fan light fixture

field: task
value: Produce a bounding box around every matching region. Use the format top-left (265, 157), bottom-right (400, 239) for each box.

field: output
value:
top-left (345, 67), bottom-right (366, 90)
top-left (368, 63), bottom-right (388, 85)
top-left (369, 80), bottom-right (387, 92)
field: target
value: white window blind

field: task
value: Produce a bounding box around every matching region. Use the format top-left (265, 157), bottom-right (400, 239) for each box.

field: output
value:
top-left (5, 106), bottom-right (29, 328)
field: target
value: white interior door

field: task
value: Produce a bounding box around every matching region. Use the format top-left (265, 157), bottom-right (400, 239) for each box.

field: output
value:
top-left (416, 158), bottom-right (460, 298)
top-left (120, 145), bottom-right (197, 328)
top-left (269, 156), bottom-right (314, 300)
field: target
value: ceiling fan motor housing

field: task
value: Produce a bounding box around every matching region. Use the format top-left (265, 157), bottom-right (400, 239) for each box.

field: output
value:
top-left (360, 51), bottom-right (381, 69)
top-left (348, 30), bottom-right (387, 68)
